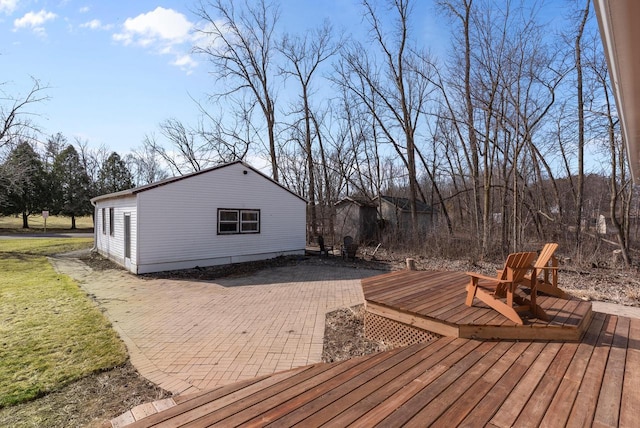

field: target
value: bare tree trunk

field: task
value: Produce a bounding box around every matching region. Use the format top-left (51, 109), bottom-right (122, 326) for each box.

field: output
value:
top-left (599, 62), bottom-right (632, 266)
top-left (574, 0), bottom-right (590, 256)
top-left (280, 22), bottom-right (341, 242)
top-left (460, 0), bottom-right (482, 244)
top-left (415, 144), bottom-right (453, 234)
top-left (304, 93), bottom-right (317, 240)
top-left (312, 113), bottom-right (334, 242)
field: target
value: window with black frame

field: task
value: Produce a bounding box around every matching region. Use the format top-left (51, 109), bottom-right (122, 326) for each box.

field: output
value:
top-left (217, 208), bottom-right (260, 234)
top-left (109, 207), bottom-right (114, 236)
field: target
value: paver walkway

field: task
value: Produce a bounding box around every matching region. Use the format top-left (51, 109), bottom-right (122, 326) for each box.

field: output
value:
top-left (49, 254), bottom-right (382, 396)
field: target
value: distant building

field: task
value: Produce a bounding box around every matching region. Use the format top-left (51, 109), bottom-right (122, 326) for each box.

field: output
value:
top-left (334, 197), bottom-right (378, 244)
top-left (91, 161), bottom-right (306, 274)
top-left (335, 195), bottom-right (436, 244)
top-left (376, 195), bottom-right (436, 234)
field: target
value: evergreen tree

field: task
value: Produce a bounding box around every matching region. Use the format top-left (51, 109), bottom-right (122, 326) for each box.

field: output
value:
top-left (98, 152), bottom-right (134, 194)
top-left (0, 142), bottom-right (48, 228)
top-left (51, 145), bottom-right (92, 229)
top-left (44, 132), bottom-right (67, 172)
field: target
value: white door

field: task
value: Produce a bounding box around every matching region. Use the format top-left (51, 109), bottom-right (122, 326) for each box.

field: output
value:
top-left (124, 213), bottom-right (131, 269)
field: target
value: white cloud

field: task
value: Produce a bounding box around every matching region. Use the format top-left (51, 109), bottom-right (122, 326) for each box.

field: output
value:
top-left (13, 9), bottom-right (57, 35)
top-left (173, 54), bottom-right (197, 74)
top-left (0, 0), bottom-right (17, 15)
top-left (113, 7), bottom-right (197, 73)
top-left (80, 18), bottom-right (112, 30)
top-left (113, 7), bottom-right (192, 46)
top-left (79, 6), bottom-right (90, 13)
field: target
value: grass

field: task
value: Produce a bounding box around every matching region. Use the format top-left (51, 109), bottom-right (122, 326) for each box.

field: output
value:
top-left (0, 215), bottom-right (94, 233)
top-left (0, 238), bottom-right (127, 408)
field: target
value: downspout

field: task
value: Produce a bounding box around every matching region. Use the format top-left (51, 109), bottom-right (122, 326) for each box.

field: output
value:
top-left (90, 200), bottom-right (98, 252)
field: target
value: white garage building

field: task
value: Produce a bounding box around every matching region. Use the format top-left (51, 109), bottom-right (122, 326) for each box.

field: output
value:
top-left (91, 161), bottom-right (306, 274)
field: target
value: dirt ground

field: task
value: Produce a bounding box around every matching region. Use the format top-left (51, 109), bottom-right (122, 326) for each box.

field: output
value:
top-left (322, 305), bottom-right (389, 363)
top-left (0, 362), bottom-right (168, 428)
top-left (4, 247), bottom-right (639, 427)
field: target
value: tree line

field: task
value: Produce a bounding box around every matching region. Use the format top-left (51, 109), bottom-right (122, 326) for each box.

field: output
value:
top-left (1, 0), bottom-right (636, 266)
top-left (0, 134), bottom-right (134, 229)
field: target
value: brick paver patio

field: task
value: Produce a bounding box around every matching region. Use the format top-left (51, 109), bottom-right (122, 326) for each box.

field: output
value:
top-left (50, 255), bottom-right (382, 396)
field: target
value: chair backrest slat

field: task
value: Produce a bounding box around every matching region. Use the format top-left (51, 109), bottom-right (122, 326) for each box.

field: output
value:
top-left (504, 252), bottom-right (536, 282)
top-left (534, 243), bottom-right (559, 269)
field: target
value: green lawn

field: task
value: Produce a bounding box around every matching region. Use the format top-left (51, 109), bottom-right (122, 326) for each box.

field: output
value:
top-left (0, 215), bottom-right (94, 232)
top-left (0, 238), bottom-right (127, 408)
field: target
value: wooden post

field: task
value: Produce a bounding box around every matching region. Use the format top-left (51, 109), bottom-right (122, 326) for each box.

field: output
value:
top-left (406, 258), bottom-right (416, 271)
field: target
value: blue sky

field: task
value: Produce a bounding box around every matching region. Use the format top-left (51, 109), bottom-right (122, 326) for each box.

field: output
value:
top-left (0, 0), bottom-right (449, 158)
top-left (3, 1), bottom-right (200, 152)
top-left (1, 1), bottom-right (573, 163)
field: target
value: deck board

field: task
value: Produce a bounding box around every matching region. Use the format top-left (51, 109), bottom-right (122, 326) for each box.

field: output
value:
top-left (125, 269), bottom-right (638, 427)
top-left (376, 340), bottom-right (500, 427)
top-left (538, 311), bottom-right (607, 427)
top-left (402, 341), bottom-right (515, 427)
top-left (514, 341), bottom-right (580, 427)
top-left (248, 344), bottom-right (426, 427)
top-left (428, 340), bottom-right (531, 427)
top-left (565, 314), bottom-right (616, 427)
top-left (196, 347), bottom-right (408, 427)
top-left (593, 315), bottom-right (629, 427)
top-left (620, 317), bottom-right (640, 427)
top-left (127, 311), bottom-right (639, 427)
top-left (489, 342), bottom-right (564, 427)
top-left (332, 338), bottom-right (473, 427)
top-left (362, 270), bottom-right (592, 341)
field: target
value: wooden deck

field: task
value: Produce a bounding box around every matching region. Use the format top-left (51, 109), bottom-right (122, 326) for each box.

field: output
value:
top-left (362, 270), bottom-right (593, 341)
top-left (125, 311), bottom-right (639, 427)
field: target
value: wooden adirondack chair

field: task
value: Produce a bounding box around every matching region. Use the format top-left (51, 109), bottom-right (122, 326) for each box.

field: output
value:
top-left (528, 243), bottom-right (566, 298)
top-left (465, 251), bottom-right (548, 325)
top-left (497, 243), bottom-right (566, 299)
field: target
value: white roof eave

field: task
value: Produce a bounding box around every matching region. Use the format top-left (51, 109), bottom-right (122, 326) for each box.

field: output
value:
top-left (594, 0), bottom-right (640, 183)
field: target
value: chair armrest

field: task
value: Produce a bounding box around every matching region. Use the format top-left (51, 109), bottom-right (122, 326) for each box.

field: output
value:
top-left (465, 272), bottom-right (512, 283)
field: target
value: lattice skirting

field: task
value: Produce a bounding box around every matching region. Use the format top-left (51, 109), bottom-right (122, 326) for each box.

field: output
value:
top-left (364, 311), bottom-right (441, 347)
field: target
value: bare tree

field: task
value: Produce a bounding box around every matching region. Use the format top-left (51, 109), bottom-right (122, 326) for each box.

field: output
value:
top-left (438, 0), bottom-right (482, 243)
top-left (127, 144), bottom-right (168, 186)
top-left (194, 0), bottom-right (281, 181)
top-left (74, 137), bottom-right (109, 190)
top-left (336, 0), bottom-right (433, 240)
top-left (143, 118), bottom-right (218, 176)
top-left (0, 78), bottom-right (48, 152)
top-left (194, 98), bottom-right (252, 162)
top-left (572, 0), bottom-right (591, 254)
top-left (279, 20), bottom-right (342, 240)
top-left (587, 34), bottom-right (633, 266)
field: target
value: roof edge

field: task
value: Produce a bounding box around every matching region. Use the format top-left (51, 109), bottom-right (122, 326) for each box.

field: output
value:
top-left (91, 161), bottom-right (306, 204)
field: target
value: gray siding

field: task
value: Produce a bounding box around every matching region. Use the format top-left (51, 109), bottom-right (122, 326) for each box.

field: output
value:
top-left (94, 195), bottom-right (138, 271)
top-left (335, 202), bottom-right (377, 244)
top-left (135, 163), bottom-right (305, 273)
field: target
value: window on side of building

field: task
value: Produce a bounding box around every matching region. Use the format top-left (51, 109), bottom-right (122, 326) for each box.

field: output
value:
top-left (240, 210), bottom-right (260, 233)
top-left (217, 209), bottom-right (260, 234)
top-left (218, 209), bottom-right (239, 234)
top-left (109, 207), bottom-right (114, 236)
